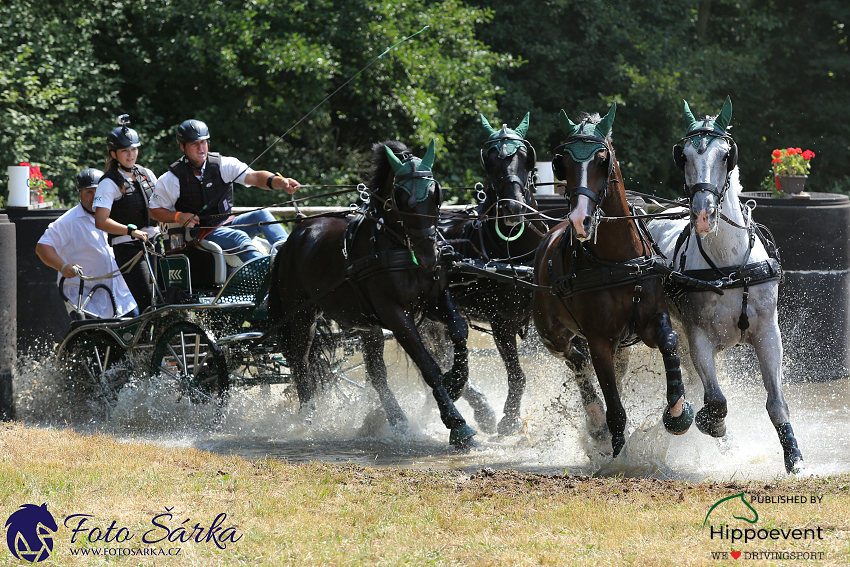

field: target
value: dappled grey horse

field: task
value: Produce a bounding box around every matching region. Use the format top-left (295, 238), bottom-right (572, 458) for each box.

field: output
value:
top-left (648, 97), bottom-right (804, 474)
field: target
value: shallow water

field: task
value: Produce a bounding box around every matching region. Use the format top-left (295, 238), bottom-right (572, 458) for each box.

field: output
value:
top-left (14, 332), bottom-right (850, 481)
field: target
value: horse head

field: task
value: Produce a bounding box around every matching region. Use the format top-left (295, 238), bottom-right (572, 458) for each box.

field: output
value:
top-left (673, 96), bottom-right (738, 236)
top-left (552, 104), bottom-right (617, 242)
top-left (479, 112), bottom-right (535, 225)
top-left (380, 139), bottom-right (441, 271)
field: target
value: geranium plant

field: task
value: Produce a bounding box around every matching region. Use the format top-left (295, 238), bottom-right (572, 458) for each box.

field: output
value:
top-left (19, 162), bottom-right (54, 204)
top-left (771, 147), bottom-right (815, 177)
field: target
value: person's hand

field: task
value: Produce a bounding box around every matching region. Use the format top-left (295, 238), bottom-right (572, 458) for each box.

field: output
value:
top-left (61, 263), bottom-right (83, 279)
top-left (271, 175), bottom-right (300, 195)
top-left (176, 212), bottom-right (199, 227)
top-left (131, 229), bottom-right (148, 242)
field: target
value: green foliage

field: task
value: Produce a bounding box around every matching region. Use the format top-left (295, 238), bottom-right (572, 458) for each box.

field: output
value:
top-left (0, 0), bottom-right (124, 205)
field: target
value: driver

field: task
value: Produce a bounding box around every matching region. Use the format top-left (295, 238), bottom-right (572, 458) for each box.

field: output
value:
top-left (148, 119), bottom-right (299, 266)
top-left (35, 169), bottom-right (137, 319)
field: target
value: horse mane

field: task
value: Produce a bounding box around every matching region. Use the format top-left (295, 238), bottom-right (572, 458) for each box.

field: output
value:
top-left (577, 112), bottom-right (613, 141)
top-left (367, 140), bottom-right (412, 193)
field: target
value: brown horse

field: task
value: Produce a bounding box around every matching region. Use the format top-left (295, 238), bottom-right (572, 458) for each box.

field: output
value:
top-left (270, 140), bottom-right (476, 447)
top-left (532, 105), bottom-right (694, 456)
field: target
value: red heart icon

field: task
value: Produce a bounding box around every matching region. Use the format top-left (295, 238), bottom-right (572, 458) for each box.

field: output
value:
top-left (731, 551), bottom-right (742, 559)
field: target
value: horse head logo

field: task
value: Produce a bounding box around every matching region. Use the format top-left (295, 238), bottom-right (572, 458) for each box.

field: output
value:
top-left (5, 503), bottom-right (58, 562)
top-left (703, 492), bottom-right (759, 528)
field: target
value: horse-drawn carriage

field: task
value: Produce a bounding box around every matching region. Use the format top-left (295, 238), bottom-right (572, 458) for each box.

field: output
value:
top-left (54, 223), bottom-right (365, 413)
top-left (53, 100), bottom-right (806, 472)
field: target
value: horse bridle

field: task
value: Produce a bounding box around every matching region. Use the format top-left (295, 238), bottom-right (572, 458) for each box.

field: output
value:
top-left (552, 130), bottom-right (616, 205)
top-left (479, 131), bottom-right (536, 199)
top-left (382, 154), bottom-right (440, 251)
top-left (673, 125), bottom-right (738, 201)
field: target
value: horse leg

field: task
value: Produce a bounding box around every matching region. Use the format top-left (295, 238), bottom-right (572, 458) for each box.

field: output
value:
top-left (461, 381), bottom-right (498, 435)
top-left (687, 331), bottom-right (728, 438)
top-left (751, 322), bottom-right (803, 474)
top-left (360, 328), bottom-right (408, 428)
top-left (565, 337), bottom-right (609, 440)
top-left (645, 312), bottom-right (694, 435)
top-left (491, 318), bottom-right (526, 436)
top-left (387, 310), bottom-right (476, 448)
top-left (586, 337), bottom-right (627, 456)
top-left (427, 289), bottom-right (470, 401)
top-left (279, 314), bottom-right (318, 406)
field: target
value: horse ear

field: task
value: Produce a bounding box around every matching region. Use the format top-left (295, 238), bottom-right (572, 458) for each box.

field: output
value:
top-left (596, 103), bottom-right (616, 139)
top-left (479, 114), bottom-right (497, 137)
top-left (716, 95), bottom-right (733, 132)
top-left (384, 145), bottom-right (404, 173)
top-left (559, 109), bottom-right (577, 137)
top-left (514, 112), bottom-right (530, 138)
top-left (421, 139), bottom-right (436, 170)
top-left (683, 100), bottom-right (698, 130)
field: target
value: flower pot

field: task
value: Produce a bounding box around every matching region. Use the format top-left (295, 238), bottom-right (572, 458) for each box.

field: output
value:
top-left (776, 175), bottom-right (807, 195)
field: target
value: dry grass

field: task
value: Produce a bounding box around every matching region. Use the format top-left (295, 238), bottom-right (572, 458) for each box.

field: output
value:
top-left (1, 423), bottom-right (848, 566)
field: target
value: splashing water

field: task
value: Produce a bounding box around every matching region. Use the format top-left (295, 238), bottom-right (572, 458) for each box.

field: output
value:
top-left (13, 332), bottom-right (850, 480)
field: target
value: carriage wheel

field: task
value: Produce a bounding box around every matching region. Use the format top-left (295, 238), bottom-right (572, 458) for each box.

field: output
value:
top-left (59, 330), bottom-right (129, 411)
top-left (150, 322), bottom-right (229, 403)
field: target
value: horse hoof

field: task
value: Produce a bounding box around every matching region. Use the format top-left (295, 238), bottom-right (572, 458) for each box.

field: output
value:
top-left (473, 405), bottom-right (498, 435)
top-left (612, 434), bottom-right (626, 457)
top-left (785, 449), bottom-right (804, 475)
top-left (497, 416), bottom-right (522, 436)
top-left (449, 423), bottom-right (477, 447)
top-left (663, 400), bottom-right (694, 435)
top-left (695, 407), bottom-right (726, 438)
top-left (442, 371), bottom-right (467, 402)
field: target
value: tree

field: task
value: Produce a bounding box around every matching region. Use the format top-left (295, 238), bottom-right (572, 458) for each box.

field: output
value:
top-left (0, 0), bottom-right (126, 205)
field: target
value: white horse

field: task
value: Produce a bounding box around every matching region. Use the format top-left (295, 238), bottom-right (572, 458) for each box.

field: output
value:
top-left (648, 97), bottom-right (804, 474)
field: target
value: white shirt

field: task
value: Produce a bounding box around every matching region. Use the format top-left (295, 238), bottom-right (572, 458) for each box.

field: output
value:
top-left (38, 204), bottom-right (137, 318)
top-left (150, 155), bottom-right (253, 211)
top-left (94, 166), bottom-right (160, 244)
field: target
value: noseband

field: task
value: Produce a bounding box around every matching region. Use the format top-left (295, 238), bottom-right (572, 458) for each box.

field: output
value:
top-left (552, 130), bottom-right (615, 205)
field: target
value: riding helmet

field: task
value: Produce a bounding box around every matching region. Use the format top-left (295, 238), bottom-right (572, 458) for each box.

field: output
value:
top-left (107, 115), bottom-right (141, 151)
top-left (75, 168), bottom-right (104, 190)
top-left (176, 119), bottom-right (211, 145)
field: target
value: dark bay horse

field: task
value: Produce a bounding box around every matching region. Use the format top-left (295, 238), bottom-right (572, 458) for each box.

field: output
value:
top-left (439, 112), bottom-right (590, 435)
top-left (649, 97), bottom-right (803, 473)
top-left (270, 140), bottom-right (476, 447)
top-left (532, 105), bottom-right (694, 457)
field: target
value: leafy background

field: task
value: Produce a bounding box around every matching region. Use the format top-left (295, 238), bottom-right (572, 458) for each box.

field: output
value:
top-left (1, 0), bottom-right (847, 207)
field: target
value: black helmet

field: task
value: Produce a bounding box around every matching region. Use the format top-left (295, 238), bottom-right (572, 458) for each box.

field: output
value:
top-left (76, 168), bottom-right (104, 190)
top-left (176, 119), bottom-right (211, 145)
top-left (107, 114), bottom-right (141, 151)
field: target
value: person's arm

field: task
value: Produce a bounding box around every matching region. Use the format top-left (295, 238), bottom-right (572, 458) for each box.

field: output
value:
top-left (94, 207), bottom-right (148, 242)
top-left (244, 170), bottom-right (300, 195)
top-left (149, 207), bottom-right (199, 227)
top-left (35, 243), bottom-right (80, 279)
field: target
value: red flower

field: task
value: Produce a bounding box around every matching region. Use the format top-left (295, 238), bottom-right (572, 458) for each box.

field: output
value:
top-left (772, 149), bottom-right (782, 158)
top-left (795, 147), bottom-right (802, 154)
top-left (45, 180), bottom-right (53, 188)
top-left (19, 162), bottom-right (30, 167)
top-left (802, 150), bottom-right (815, 160)
top-left (786, 147), bottom-right (797, 155)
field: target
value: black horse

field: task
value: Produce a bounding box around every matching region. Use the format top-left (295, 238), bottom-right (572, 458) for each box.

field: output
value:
top-left (270, 140), bottom-right (476, 447)
top-left (437, 113), bottom-right (598, 436)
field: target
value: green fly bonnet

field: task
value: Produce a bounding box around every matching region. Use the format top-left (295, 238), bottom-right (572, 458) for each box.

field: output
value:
top-left (673, 96), bottom-right (737, 176)
top-left (384, 139), bottom-right (438, 209)
top-left (479, 112), bottom-right (535, 168)
top-left (555, 104), bottom-right (616, 163)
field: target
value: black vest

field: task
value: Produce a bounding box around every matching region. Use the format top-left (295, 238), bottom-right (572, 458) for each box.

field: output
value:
top-left (100, 166), bottom-right (155, 243)
top-left (170, 152), bottom-right (234, 228)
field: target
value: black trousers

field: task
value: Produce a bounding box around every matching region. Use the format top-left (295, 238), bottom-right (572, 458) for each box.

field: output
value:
top-left (113, 239), bottom-right (158, 314)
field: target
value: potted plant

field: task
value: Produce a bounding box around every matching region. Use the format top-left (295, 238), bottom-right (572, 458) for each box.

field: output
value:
top-left (771, 147), bottom-right (815, 196)
top-left (19, 162), bottom-right (54, 207)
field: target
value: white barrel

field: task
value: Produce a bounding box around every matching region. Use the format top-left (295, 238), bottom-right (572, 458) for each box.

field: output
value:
top-left (6, 166), bottom-right (30, 208)
top-left (535, 161), bottom-right (554, 195)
